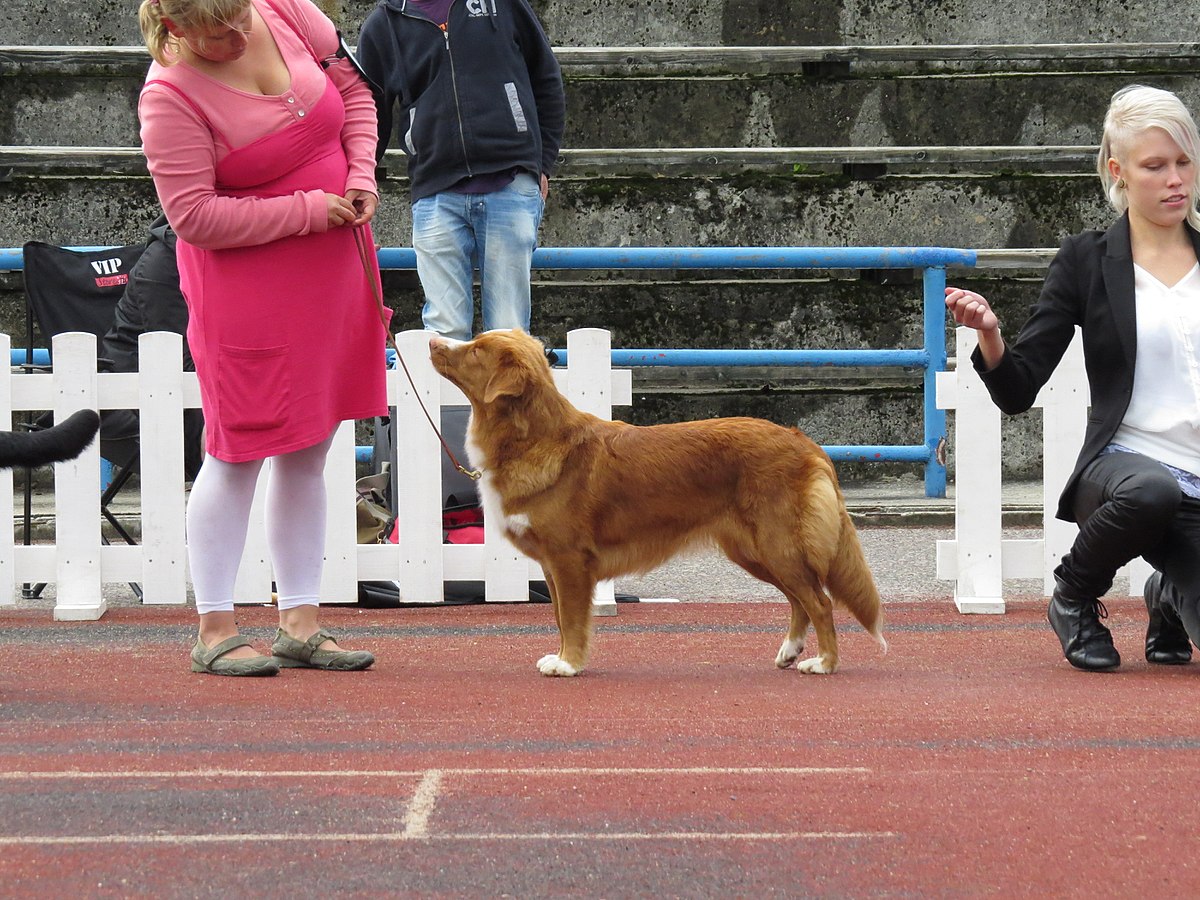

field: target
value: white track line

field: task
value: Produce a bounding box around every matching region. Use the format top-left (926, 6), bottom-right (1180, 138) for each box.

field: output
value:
top-left (0, 766), bottom-right (888, 846)
top-left (402, 770), bottom-right (443, 839)
top-left (0, 766), bottom-right (869, 779)
top-left (0, 831), bottom-right (894, 846)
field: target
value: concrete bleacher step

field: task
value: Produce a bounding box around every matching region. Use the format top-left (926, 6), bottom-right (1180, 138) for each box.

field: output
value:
top-left (0, 143), bottom-right (1107, 173)
top-left (0, 38), bottom-right (1181, 260)
top-left (5, 43), bottom-right (1200, 149)
top-left (0, 153), bottom-right (1111, 256)
top-left (3, 0), bottom-right (1190, 47)
top-left (1, 39), bottom-right (1181, 255)
top-left (9, 41), bottom-right (1200, 70)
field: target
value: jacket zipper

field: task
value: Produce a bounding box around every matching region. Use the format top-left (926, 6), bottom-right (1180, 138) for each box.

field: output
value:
top-left (441, 24), bottom-right (473, 176)
top-left (399, 4), bottom-right (473, 177)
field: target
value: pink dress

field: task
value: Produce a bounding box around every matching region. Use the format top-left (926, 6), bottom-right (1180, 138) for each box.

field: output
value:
top-left (139, 0), bottom-right (387, 463)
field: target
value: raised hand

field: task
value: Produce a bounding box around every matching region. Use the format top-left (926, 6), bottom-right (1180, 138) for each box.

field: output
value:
top-left (945, 286), bottom-right (1000, 332)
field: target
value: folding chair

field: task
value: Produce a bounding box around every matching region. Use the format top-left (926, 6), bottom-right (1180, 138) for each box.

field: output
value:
top-left (21, 240), bottom-right (149, 598)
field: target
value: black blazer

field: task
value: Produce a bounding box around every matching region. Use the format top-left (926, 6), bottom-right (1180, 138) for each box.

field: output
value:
top-left (972, 213), bottom-right (1200, 522)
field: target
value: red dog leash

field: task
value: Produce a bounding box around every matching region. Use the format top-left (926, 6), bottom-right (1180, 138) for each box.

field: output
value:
top-left (354, 226), bottom-right (481, 481)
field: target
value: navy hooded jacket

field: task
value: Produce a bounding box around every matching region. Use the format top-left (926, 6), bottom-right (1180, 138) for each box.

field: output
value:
top-left (356, 0), bottom-right (566, 201)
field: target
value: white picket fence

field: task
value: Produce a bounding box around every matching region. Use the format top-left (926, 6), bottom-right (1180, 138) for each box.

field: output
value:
top-left (0, 327), bottom-right (631, 621)
top-left (935, 326), bottom-right (1152, 613)
top-left (10, 322), bottom-right (1153, 620)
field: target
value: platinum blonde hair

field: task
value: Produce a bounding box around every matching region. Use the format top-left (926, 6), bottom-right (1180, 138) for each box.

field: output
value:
top-left (1097, 84), bottom-right (1200, 231)
top-left (138, 0), bottom-right (251, 66)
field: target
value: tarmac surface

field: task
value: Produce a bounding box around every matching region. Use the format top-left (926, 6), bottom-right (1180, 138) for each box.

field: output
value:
top-left (2, 598), bottom-right (1198, 897)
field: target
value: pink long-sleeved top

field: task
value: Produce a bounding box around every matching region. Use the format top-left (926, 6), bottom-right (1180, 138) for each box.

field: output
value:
top-left (139, 0), bottom-right (378, 250)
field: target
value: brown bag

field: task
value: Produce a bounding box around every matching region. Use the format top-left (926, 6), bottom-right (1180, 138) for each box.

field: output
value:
top-left (356, 472), bottom-right (395, 544)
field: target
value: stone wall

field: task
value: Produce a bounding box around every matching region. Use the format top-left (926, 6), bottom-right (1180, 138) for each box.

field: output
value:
top-left (12, 65), bottom-right (1200, 151)
top-left (3, 0), bottom-right (1194, 46)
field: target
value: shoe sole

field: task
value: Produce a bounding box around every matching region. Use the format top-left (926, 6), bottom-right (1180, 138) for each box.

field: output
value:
top-left (272, 655), bottom-right (374, 671)
top-left (1064, 657), bottom-right (1120, 672)
top-left (190, 660), bottom-right (281, 676)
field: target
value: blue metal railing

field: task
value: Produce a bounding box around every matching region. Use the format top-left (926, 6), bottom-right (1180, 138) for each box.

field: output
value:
top-left (2, 245), bottom-right (975, 496)
top-left (514, 246), bottom-right (973, 496)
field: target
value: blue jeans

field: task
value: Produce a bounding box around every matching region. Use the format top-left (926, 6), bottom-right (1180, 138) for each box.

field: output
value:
top-left (411, 172), bottom-right (544, 340)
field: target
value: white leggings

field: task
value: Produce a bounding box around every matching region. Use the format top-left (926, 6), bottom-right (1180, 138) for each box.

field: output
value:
top-left (187, 433), bottom-right (334, 615)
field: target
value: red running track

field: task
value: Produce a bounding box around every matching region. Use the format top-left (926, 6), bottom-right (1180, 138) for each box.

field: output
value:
top-left (0, 598), bottom-right (1197, 897)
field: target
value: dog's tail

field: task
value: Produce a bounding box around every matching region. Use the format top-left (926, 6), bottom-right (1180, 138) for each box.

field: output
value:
top-left (0, 409), bottom-right (101, 469)
top-left (821, 484), bottom-right (887, 654)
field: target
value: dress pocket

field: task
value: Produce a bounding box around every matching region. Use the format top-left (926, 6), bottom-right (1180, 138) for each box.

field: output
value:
top-left (217, 344), bottom-right (290, 431)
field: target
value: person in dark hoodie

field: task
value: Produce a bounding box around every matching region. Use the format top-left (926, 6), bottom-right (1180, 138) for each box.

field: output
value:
top-left (101, 212), bottom-right (205, 481)
top-left (356, 0), bottom-right (565, 340)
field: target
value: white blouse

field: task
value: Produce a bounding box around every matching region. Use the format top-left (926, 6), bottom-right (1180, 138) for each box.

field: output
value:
top-left (1111, 261), bottom-right (1200, 477)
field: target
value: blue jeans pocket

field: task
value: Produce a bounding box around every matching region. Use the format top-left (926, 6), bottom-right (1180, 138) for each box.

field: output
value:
top-left (217, 344), bottom-right (290, 431)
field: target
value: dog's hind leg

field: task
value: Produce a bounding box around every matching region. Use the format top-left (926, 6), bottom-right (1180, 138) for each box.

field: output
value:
top-left (782, 578), bottom-right (838, 674)
top-left (775, 598), bottom-right (812, 670)
top-left (721, 543), bottom-right (812, 670)
top-left (537, 560), bottom-right (596, 677)
top-left (752, 553), bottom-right (839, 674)
top-left (743, 502), bottom-right (841, 674)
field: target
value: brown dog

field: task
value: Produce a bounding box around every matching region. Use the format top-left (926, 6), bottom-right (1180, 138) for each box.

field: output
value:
top-left (429, 329), bottom-right (886, 676)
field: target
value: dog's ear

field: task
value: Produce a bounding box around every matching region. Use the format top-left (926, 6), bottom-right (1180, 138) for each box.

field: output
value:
top-left (483, 362), bottom-right (528, 404)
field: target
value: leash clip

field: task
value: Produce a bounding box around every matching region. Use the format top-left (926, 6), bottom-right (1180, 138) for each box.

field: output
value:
top-left (457, 464), bottom-right (483, 481)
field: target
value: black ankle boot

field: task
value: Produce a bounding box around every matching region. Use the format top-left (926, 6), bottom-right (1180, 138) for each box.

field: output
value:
top-left (1047, 583), bottom-right (1120, 671)
top-left (1144, 572), bottom-right (1192, 665)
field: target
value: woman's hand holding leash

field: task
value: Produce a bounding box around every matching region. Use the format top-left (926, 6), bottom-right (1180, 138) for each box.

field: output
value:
top-left (325, 193), bottom-right (357, 228)
top-left (326, 191), bottom-right (377, 228)
top-left (346, 189), bottom-right (378, 226)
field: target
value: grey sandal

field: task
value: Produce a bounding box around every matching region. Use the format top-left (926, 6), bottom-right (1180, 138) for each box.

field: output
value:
top-left (191, 635), bottom-right (281, 677)
top-left (271, 628), bottom-right (375, 671)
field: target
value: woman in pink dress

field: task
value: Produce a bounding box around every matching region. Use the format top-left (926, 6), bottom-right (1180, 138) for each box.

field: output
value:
top-left (138, 0), bottom-right (388, 675)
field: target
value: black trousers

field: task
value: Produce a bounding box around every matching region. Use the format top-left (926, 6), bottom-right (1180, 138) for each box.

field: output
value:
top-left (1061, 450), bottom-right (1200, 640)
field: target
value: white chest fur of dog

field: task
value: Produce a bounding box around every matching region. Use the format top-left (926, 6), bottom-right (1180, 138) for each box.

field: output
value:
top-left (465, 428), bottom-right (532, 537)
top-left (429, 329), bottom-right (886, 678)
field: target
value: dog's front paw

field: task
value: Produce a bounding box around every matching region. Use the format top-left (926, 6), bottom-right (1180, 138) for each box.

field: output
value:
top-left (775, 637), bottom-right (804, 669)
top-left (537, 653), bottom-right (579, 677)
top-left (795, 655), bottom-right (837, 675)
